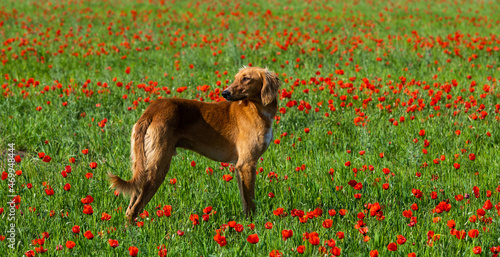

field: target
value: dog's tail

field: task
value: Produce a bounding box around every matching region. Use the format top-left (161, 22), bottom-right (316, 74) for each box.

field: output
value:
top-left (108, 117), bottom-right (152, 196)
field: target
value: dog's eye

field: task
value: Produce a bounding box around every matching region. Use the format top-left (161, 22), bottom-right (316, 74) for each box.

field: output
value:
top-left (242, 77), bottom-right (250, 82)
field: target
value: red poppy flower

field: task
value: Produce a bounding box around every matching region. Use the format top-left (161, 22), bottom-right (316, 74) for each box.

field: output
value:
top-left (396, 235), bottom-right (406, 245)
top-left (269, 250), bottom-right (282, 257)
top-left (89, 162), bottom-right (97, 169)
top-left (203, 206), bottom-right (212, 214)
top-left (128, 246), bottom-right (139, 256)
top-left (419, 129), bottom-right (425, 136)
top-left (72, 225), bottom-right (80, 234)
top-left (468, 229), bottom-right (479, 238)
top-left (328, 209), bottom-right (336, 216)
top-left (330, 246), bottom-right (341, 256)
top-left (402, 210), bottom-right (413, 218)
top-left (84, 230), bottom-right (94, 240)
top-left (387, 242), bottom-right (397, 251)
top-left (322, 219), bottom-right (333, 228)
top-left (63, 183), bottom-right (71, 191)
top-left (189, 214), bottom-right (199, 226)
top-left (163, 205), bottom-right (172, 217)
top-left (234, 224), bottom-right (244, 233)
top-left (42, 155), bottom-right (52, 163)
top-left (108, 239), bottom-right (119, 247)
top-left (32, 237), bottom-right (45, 245)
top-left (370, 250), bottom-right (379, 257)
top-left (66, 241), bottom-right (76, 249)
top-left (158, 244), bottom-right (168, 256)
top-left (265, 222), bottom-right (273, 229)
top-left (246, 234), bottom-right (259, 244)
top-left (38, 152), bottom-right (45, 158)
top-left (412, 189), bottom-right (423, 199)
top-left (82, 149), bottom-right (88, 155)
top-left (45, 187), bottom-right (54, 196)
top-left (222, 174), bottom-right (233, 182)
top-left (214, 233), bottom-right (227, 247)
top-left (483, 199), bottom-right (493, 210)
top-left (69, 157), bottom-right (76, 163)
top-left (85, 173), bottom-right (93, 179)
top-left (297, 245), bottom-right (305, 254)
top-left (339, 209), bottom-right (347, 216)
top-left (281, 229), bottom-right (293, 240)
top-left (83, 205), bottom-right (93, 215)
top-left (81, 195), bottom-right (94, 204)
top-left (336, 231), bottom-right (345, 239)
top-left (169, 178), bottom-right (177, 185)
top-left (308, 236), bottom-right (320, 245)
top-left (473, 246), bottom-right (481, 254)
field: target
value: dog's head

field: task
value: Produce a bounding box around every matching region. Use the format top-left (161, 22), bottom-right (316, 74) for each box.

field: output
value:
top-left (222, 67), bottom-right (281, 106)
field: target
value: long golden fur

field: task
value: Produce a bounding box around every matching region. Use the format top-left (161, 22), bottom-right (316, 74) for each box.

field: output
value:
top-left (109, 67), bottom-right (281, 223)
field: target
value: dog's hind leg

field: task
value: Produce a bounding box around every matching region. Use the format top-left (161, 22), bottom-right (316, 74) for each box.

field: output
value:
top-left (126, 130), bottom-right (175, 223)
top-left (125, 191), bottom-right (138, 218)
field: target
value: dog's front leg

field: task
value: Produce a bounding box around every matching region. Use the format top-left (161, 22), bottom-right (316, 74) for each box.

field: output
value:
top-left (235, 160), bottom-right (257, 218)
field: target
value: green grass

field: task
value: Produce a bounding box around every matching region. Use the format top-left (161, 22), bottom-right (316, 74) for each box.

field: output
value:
top-left (0, 0), bottom-right (499, 256)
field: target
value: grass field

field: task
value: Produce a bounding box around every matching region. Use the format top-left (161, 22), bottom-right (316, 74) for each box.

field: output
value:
top-left (1, 0), bottom-right (500, 256)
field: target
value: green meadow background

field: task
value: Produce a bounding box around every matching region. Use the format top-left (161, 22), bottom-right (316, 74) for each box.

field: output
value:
top-left (0, 0), bottom-right (499, 256)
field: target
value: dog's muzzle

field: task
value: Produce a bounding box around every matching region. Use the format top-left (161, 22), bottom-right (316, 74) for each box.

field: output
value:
top-left (221, 90), bottom-right (231, 100)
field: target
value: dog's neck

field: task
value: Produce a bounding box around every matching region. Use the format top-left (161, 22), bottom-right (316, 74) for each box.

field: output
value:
top-left (243, 98), bottom-right (277, 124)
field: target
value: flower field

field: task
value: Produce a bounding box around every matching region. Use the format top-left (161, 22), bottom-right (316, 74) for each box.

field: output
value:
top-left (1, 0), bottom-right (500, 256)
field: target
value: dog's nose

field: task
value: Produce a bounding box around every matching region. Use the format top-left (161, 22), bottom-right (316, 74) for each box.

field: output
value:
top-left (221, 90), bottom-right (231, 100)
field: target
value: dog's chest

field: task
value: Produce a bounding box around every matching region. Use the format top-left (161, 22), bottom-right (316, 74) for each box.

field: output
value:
top-left (263, 127), bottom-right (273, 149)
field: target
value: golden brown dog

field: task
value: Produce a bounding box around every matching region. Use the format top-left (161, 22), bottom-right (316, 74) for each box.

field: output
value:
top-left (109, 67), bottom-right (281, 223)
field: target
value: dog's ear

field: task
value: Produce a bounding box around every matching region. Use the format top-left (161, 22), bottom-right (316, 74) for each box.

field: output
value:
top-left (261, 69), bottom-right (281, 106)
